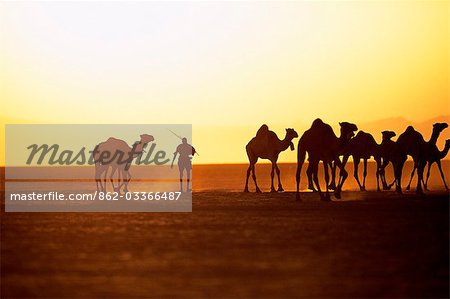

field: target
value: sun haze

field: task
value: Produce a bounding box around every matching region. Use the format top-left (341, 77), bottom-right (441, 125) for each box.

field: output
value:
top-left (1, 1), bottom-right (448, 164)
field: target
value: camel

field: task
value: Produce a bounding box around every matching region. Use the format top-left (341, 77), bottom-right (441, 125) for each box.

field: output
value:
top-left (406, 138), bottom-right (450, 191)
top-left (377, 131), bottom-right (401, 191)
top-left (405, 122), bottom-right (448, 190)
top-left (394, 126), bottom-right (427, 194)
top-left (296, 119), bottom-right (358, 201)
top-left (421, 139), bottom-right (450, 191)
top-left (93, 134), bottom-right (154, 193)
top-left (340, 131), bottom-right (381, 191)
top-left (244, 124), bottom-right (298, 193)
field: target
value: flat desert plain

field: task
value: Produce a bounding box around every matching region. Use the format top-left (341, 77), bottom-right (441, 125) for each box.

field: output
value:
top-left (1, 189), bottom-right (449, 298)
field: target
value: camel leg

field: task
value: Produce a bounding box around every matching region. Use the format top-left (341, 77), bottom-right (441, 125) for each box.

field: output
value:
top-left (420, 165), bottom-right (427, 190)
top-left (115, 168), bottom-right (124, 194)
top-left (362, 158), bottom-right (368, 191)
top-left (95, 163), bottom-right (103, 192)
top-left (117, 170), bottom-right (130, 195)
top-left (332, 156), bottom-right (346, 190)
top-left (251, 164), bottom-right (262, 193)
top-left (101, 166), bottom-right (108, 192)
top-left (375, 157), bottom-right (381, 192)
top-left (245, 149), bottom-right (258, 193)
top-left (387, 162), bottom-right (396, 190)
top-left (424, 162), bottom-right (432, 191)
top-left (275, 164), bottom-right (283, 192)
top-left (296, 163), bottom-right (302, 200)
top-left (395, 158), bottom-right (406, 194)
top-left (436, 160), bottom-right (449, 191)
top-left (353, 158), bottom-right (363, 191)
top-left (335, 157), bottom-right (346, 190)
top-left (406, 164), bottom-right (416, 191)
top-left (334, 158), bottom-right (348, 199)
top-left (415, 160), bottom-right (424, 195)
top-left (328, 161), bottom-right (336, 191)
top-left (102, 166), bottom-right (109, 192)
top-left (244, 164), bottom-right (252, 192)
top-left (110, 167), bottom-right (118, 193)
top-left (311, 159), bottom-right (324, 200)
top-left (379, 162), bottom-right (386, 189)
top-left (380, 160), bottom-right (389, 190)
top-left (115, 170), bottom-right (123, 194)
top-left (123, 170), bottom-right (131, 193)
top-left (94, 164), bottom-right (100, 192)
top-left (306, 163), bottom-right (316, 191)
top-left (270, 162), bottom-right (276, 192)
top-left (323, 161), bottom-right (331, 201)
top-left (296, 158), bottom-right (304, 201)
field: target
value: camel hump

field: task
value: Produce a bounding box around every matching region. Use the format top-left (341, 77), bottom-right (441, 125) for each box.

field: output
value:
top-left (356, 131), bottom-right (373, 140)
top-left (96, 137), bottom-right (130, 153)
top-left (107, 137), bottom-right (129, 146)
top-left (256, 124), bottom-right (269, 137)
top-left (309, 118), bottom-right (329, 132)
top-left (303, 119), bottom-right (335, 141)
top-left (104, 137), bottom-right (126, 145)
top-left (355, 131), bottom-right (366, 137)
top-left (311, 118), bottom-right (324, 128)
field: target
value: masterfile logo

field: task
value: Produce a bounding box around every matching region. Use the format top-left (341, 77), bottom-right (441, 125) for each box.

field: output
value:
top-left (5, 124), bottom-right (193, 212)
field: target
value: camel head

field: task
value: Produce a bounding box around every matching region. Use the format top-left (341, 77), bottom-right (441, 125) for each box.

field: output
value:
top-left (433, 122), bottom-right (448, 134)
top-left (339, 122), bottom-right (358, 141)
top-left (140, 134), bottom-right (154, 143)
top-left (382, 130), bottom-right (396, 141)
top-left (136, 134), bottom-right (154, 152)
top-left (285, 128), bottom-right (299, 151)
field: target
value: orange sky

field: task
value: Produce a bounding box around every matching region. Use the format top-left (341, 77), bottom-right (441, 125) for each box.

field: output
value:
top-left (1, 1), bottom-right (449, 164)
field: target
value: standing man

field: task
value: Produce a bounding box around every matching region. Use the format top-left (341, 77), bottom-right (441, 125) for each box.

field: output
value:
top-left (171, 137), bottom-right (196, 192)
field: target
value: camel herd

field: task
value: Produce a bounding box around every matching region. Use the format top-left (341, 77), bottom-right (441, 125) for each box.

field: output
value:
top-left (245, 119), bottom-right (450, 201)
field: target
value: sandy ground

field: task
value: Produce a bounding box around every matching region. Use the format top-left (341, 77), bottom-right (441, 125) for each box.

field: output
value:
top-left (1, 190), bottom-right (449, 298)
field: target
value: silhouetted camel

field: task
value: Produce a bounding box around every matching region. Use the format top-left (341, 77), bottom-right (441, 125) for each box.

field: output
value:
top-left (296, 119), bottom-right (358, 201)
top-left (405, 123), bottom-right (448, 190)
top-left (395, 126), bottom-right (427, 194)
top-left (93, 134), bottom-right (154, 193)
top-left (378, 131), bottom-right (401, 191)
top-left (244, 125), bottom-right (298, 193)
top-left (340, 131), bottom-right (381, 191)
top-left (307, 139), bottom-right (355, 192)
top-left (421, 139), bottom-right (450, 191)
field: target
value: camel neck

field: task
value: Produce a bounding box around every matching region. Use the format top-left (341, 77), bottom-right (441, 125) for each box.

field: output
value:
top-left (338, 134), bottom-right (347, 148)
top-left (429, 130), bottom-right (440, 144)
top-left (280, 136), bottom-right (292, 151)
top-left (132, 142), bottom-right (145, 156)
top-left (439, 143), bottom-right (450, 159)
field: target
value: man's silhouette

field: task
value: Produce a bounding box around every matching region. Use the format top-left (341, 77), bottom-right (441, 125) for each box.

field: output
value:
top-left (171, 137), bottom-right (196, 192)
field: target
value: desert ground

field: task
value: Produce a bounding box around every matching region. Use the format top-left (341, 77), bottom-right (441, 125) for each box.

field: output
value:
top-left (1, 163), bottom-right (449, 298)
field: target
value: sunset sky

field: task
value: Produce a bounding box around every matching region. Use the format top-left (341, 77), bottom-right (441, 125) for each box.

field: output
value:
top-left (1, 1), bottom-right (448, 164)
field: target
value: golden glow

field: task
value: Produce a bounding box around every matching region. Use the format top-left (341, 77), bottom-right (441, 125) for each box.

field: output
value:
top-left (1, 1), bottom-right (449, 164)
